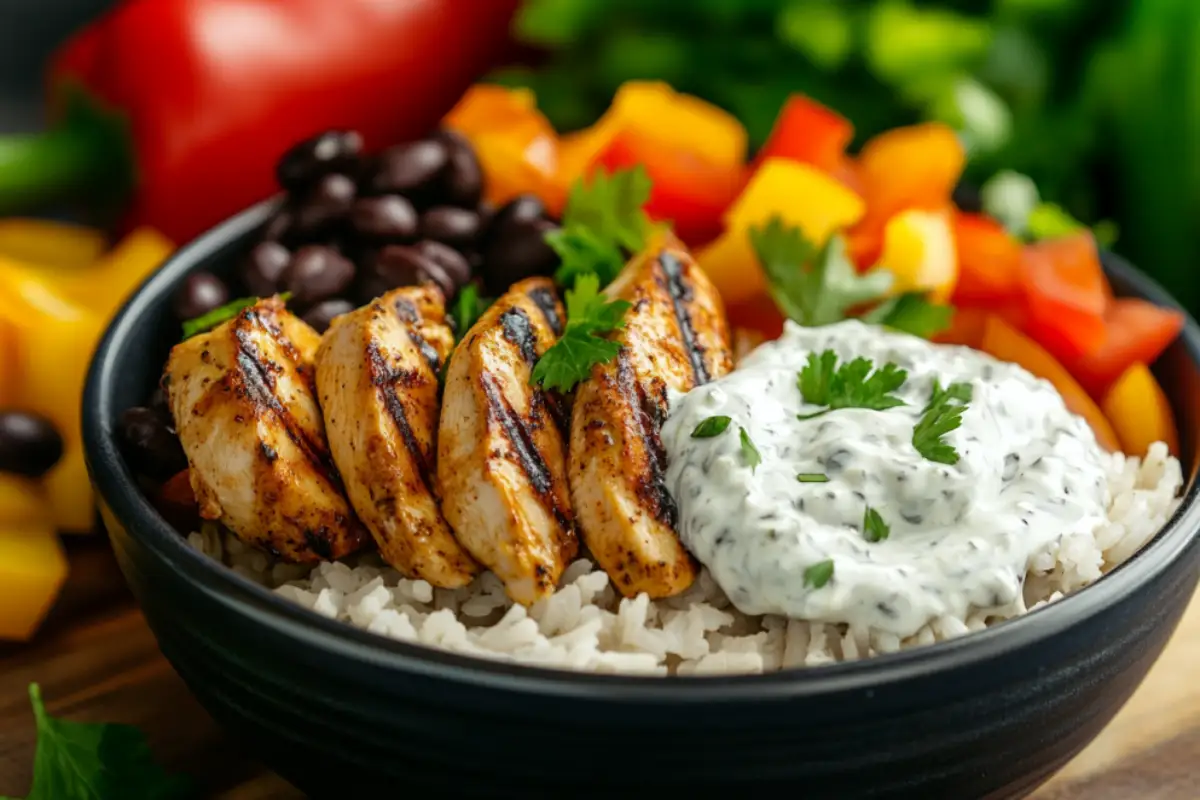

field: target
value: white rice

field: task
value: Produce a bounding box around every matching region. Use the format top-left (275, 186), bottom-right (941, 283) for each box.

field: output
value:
top-left (188, 442), bottom-right (1184, 676)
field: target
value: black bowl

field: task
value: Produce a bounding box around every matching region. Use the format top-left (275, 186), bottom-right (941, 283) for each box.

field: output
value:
top-left (84, 200), bottom-right (1200, 799)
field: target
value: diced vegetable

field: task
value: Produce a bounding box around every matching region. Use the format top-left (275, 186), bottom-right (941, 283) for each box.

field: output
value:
top-left (444, 84), bottom-right (541, 136)
top-left (0, 474), bottom-right (51, 528)
top-left (698, 159), bottom-right (865, 307)
top-left (935, 307), bottom-right (988, 348)
top-left (1102, 363), bottom-right (1179, 456)
top-left (59, 227), bottom-right (174, 315)
top-left (600, 81), bottom-right (747, 170)
top-left (0, 219), bottom-right (106, 268)
top-left (0, 313), bottom-right (15, 406)
top-left (0, 474), bottom-right (67, 641)
top-left (951, 212), bottom-right (1022, 304)
top-left (1019, 233), bottom-right (1108, 361)
top-left (44, 445), bottom-right (96, 534)
top-left (873, 207), bottom-right (957, 303)
top-left (753, 94), bottom-right (853, 174)
top-left (980, 315), bottom-right (1121, 452)
top-left (1063, 299), bottom-right (1186, 398)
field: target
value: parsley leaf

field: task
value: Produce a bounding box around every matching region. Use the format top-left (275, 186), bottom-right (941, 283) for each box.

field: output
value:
top-left (449, 284), bottom-right (493, 342)
top-left (796, 473), bottom-right (829, 483)
top-left (549, 166), bottom-right (652, 289)
top-left (181, 292), bottom-right (291, 339)
top-left (691, 416), bottom-right (732, 438)
top-left (863, 506), bottom-right (891, 542)
top-left (912, 379), bottom-right (974, 464)
top-left (862, 292), bottom-right (954, 339)
top-left (739, 427), bottom-right (761, 472)
top-left (530, 273), bottom-right (632, 392)
top-left (13, 683), bottom-right (192, 800)
top-left (796, 351), bottom-right (908, 419)
top-left (804, 559), bottom-right (835, 589)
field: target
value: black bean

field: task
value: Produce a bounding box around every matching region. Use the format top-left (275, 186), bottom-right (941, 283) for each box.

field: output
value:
top-left (241, 241), bottom-right (292, 297)
top-left (118, 407), bottom-right (187, 477)
top-left (351, 195), bottom-right (418, 241)
top-left (172, 272), bottom-right (230, 321)
top-left (262, 209), bottom-right (294, 243)
top-left (413, 240), bottom-right (471, 290)
top-left (283, 245), bottom-right (356, 305)
top-left (302, 299), bottom-right (356, 334)
top-left (487, 194), bottom-right (547, 244)
top-left (292, 173), bottom-right (357, 236)
top-left (435, 129), bottom-right (483, 208)
top-left (0, 411), bottom-right (63, 478)
top-left (952, 180), bottom-right (984, 214)
top-left (364, 245), bottom-right (454, 300)
top-left (369, 139), bottom-right (449, 196)
top-left (483, 217), bottom-right (560, 295)
top-left (419, 206), bottom-right (481, 248)
top-left (276, 130), bottom-right (364, 193)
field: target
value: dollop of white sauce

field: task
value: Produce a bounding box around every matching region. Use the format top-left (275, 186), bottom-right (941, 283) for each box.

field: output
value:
top-left (662, 320), bottom-right (1110, 638)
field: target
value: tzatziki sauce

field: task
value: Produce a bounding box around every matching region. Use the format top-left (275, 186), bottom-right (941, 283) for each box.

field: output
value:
top-left (661, 320), bottom-right (1110, 638)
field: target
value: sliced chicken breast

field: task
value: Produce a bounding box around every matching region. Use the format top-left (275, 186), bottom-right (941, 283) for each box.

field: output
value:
top-left (164, 296), bottom-right (367, 562)
top-left (569, 241), bottom-right (733, 598)
top-left (315, 285), bottom-right (479, 588)
top-left (437, 277), bottom-right (576, 604)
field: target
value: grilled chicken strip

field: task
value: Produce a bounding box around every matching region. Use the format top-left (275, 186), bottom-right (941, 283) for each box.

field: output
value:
top-left (164, 296), bottom-right (368, 562)
top-left (437, 277), bottom-right (576, 604)
top-left (315, 286), bottom-right (479, 588)
top-left (569, 241), bottom-right (733, 598)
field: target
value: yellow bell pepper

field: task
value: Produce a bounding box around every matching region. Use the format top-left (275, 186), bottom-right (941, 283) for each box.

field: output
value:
top-left (0, 474), bottom-right (52, 528)
top-left (0, 314), bottom-right (16, 407)
top-left (1101, 362), bottom-right (1180, 456)
top-left (0, 474), bottom-right (67, 642)
top-left (53, 227), bottom-right (174, 316)
top-left (0, 219), bottom-right (106, 269)
top-left (603, 82), bottom-right (747, 170)
top-left (873, 208), bottom-right (958, 303)
top-left (698, 159), bottom-right (865, 307)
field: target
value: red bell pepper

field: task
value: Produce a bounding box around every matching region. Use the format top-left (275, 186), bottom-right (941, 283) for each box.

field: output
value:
top-left (951, 212), bottom-right (1022, 304)
top-left (1063, 298), bottom-right (1185, 398)
top-left (753, 94), bottom-right (853, 174)
top-left (0, 0), bottom-right (521, 244)
top-left (1019, 233), bottom-right (1109, 361)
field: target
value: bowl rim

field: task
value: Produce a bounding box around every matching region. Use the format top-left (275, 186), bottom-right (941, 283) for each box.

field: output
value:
top-left (83, 198), bottom-right (1200, 701)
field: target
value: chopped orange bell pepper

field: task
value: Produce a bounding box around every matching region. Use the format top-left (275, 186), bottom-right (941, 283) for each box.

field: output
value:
top-left (934, 307), bottom-right (989, 348)
top-left (980, 315), bottom-right (1120, 452)
top-left (443, 84), bottom-right (541, 139)
top-left (951, 212), bottom-right (1022, 304)
top-left (0, 314), bottom-right (16, 406)
top-left (1102, 362), bottom-right (1179, 456)
top-left (1062, 298), bottom-right (1185, 398)
top-left (1019, 233), bottom-right (1108, 361)
top-left (726, 294), bottom-right (786, 341)
top-left (873, 207), bottom-right (957, 303)
top-left (603, 82), bottom-right (747, 170)
top-left (0, 219), bottom-right (106, 268)
top-left (753, 94), bottom-right (853, 174)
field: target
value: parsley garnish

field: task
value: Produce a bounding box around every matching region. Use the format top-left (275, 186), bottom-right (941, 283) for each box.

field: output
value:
top-left (739, 427), bottom-right (761, 472)
top-left (691, 416), bottom-right (732, 438)
top-left (863, 506), bottom-right (891, 542)
top-left (12, 683), bottom-right (192, 800)
top-left (449, 284), bottom-right (493, 342)
top-left (804, 559), bottom-right (835, 588)
top-left (530, 273), bottom-right (632, 392)
top-left (748, 216), bottom-right (952, 337)
top-left (181, 292), bottom-right (291, 339)
top-left (548, 165), bottom-right (652, 288)
top-left (796, 350), bottom-right (908, 419)
top-left (912, 379), bottom-right (974, 465)
top-left (796, 473), bottom-right (829, 483)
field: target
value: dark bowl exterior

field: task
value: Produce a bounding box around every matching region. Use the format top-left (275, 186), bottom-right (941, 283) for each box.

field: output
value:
top-left (84, 201), bottom-right (1200, 799)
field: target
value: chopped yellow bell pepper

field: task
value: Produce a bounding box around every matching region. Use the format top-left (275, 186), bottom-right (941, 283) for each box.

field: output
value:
top-left (603, 81), bottom-right (747, 170)
top-left (53, 227), bottom-right (174, 316)
top-left (0, 524), bottom-right (68, 642)
top-left (45, 444), bottom-right (96, 534)
top-left (0, 219), bottom-right (106, 269)
top-left (0, 474), bottom-right (52, 528)
top-left (1102, 362), bottom-right (1180, 457)
top-left (873, 208), bottom-right (958, 303)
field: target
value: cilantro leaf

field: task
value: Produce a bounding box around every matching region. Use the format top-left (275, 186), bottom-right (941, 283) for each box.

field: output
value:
top-left (804, 559), bottom-right (835, 588)
top-left (749, 218), bottom-right (893, 327)
top-left (797, 351), bottom-right (908, 419)
top-left (550, 166), bottom-right (653, 289)
top-left (691, 416), bottom-right (732, 438)
top-left (16, 683), bottom-right (192, 800)
top-left (912, 378), bottom-right (974, 464)
top-left (862, 292), bottom-right (954, 339)
top-left (548, 226), bottom-right (626, 289)
top-left (796, 473), bottom-right (829, 483)
top-left (530, 273), bottom-right (631, 392)
top-left (181, 292), bottom-right (291, 339)
top-left (862, 506), bottom-right (891, 542)
top-left (449, 284), bottom-right (494, 342)
top-left (739, 427), bottom-right (761, 472)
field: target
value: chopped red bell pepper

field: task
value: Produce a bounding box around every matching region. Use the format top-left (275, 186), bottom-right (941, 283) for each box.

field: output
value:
top-left (951, 212), bottom-right (1022, 304)
top-left (1019, 232), bottom-right (1109, 360)
top-left (0, 0), bottom-right (521, 243)
top-left (753, 94), bottom-right (853, 174)
top-left (1063, 299), bottom-right (1186, 398)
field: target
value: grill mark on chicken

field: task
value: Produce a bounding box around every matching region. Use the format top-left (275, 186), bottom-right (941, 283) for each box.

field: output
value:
top-left (479, 370), bottom-right (571, 530)
top-left (233, 317), bottom-right (344, 494)
top-left (366, 340), bottom-right (436, 496)
top-left (657, 252), bottom-right (710, 385)
top-left (614, 348), bottom-right (677, 529)
top-left (526, 285), bottom-right (564, 336)
top-left (392, 297), bottom-right (441, 372)
top-left (500, 307), bottom-right (539, 366)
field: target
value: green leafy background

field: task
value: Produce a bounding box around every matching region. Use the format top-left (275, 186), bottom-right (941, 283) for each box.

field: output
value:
top-left (495, 0), bottom-right (1200, 313)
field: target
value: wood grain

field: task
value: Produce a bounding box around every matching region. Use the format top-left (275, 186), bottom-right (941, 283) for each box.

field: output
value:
top-left (0, 537), bottom-right (1195, 799)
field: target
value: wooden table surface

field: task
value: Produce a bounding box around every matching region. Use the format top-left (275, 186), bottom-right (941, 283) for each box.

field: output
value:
top-left (1, 538), bottom-right (1197, 799)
